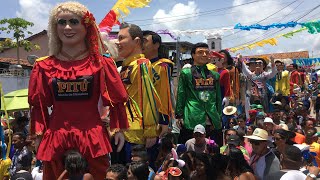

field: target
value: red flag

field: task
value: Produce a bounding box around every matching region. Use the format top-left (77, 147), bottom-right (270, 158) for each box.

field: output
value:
top-left (99, 10), bottom-right (120, 33)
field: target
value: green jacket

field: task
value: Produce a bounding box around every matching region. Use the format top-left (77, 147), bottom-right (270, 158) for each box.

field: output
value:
top-left (175, 65), bottom-right (222, 130)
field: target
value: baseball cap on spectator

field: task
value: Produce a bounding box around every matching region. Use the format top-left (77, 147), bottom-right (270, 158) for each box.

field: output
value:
top-left (250, 104), bottom-right (258, 109)
top-left (176, 144), bottom-right (187, 155)
top-left (272, 101), bottom-right (282, 106)
top-left (193, 124), bottom-right (205, 134)
top-left (227, 135), bottom-right (241, 146)
top-left (284, 145), bottom-right (302, 162)
top-left (264, 117), bottom-right (275, 125)
top-left (209, 51), bottom-right (224, 58)
top-left (249, 109), bottom-right (258, 116)
top-left (11, 170), bottom-right (33, 180)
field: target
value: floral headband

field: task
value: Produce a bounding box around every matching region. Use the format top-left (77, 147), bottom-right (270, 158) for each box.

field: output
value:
top-left (162, 167), bottom-right (182, 180)
top-left (82, 11), bottom-right (95, 28)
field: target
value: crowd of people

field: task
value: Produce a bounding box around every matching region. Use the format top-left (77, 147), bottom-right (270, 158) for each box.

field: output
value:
top-left (1, 1), bottom-right (320, 180)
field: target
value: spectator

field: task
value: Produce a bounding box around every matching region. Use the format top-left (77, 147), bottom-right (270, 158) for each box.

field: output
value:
top-left (11, 170), bottom-right (33, 180)
top-left (105, 164), bottom-right (128, 180)
top-left (223, 129), bottom-right (237, 145)
top-left (220, 135), bottom-right (249, 161)
top-left (266, 145), bottom-right (307, 180)
top-left (127, 161), bottom-right (150, 180)
top-left (273, 124), bottom-right (296, 157)
top-left (57, 150), bottom-right (93, 180)
top-left (9, 132), bottom-right (33, 176)
top-left (303, 127), bottom-right (320, 166)
top-left (185, 125), bottom-right (209, 153)
top-left (31, 163), bottom-right (43, 180)
top-left (244, 128), bottom-right (280, 180)
top-left (224, 146), bottom-right (255, 179)
top-left (191, 153), bottom-right (214, 180)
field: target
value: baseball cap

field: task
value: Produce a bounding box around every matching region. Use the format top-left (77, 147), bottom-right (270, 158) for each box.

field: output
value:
top-left (264, 117), bottom-right (275, 124)
top-left (227, 135), bottom-right (241, 146)
top-left (272, 101), bottom-right (282, 106)
top-left (193, 124), bottom-right (206, 134)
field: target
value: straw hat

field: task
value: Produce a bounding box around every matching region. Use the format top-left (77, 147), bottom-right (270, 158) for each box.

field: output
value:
top-left (223, 106), bottom-right (237, 115)
top-left (244, 128), bottom-right (268, 141)
top-left (274, 124), bottom-right (296, 139)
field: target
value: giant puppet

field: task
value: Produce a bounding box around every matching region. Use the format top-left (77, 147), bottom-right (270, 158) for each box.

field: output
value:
top-left (176, 43), bottom-right (222, 144)
top-left (28, 2), bottom-right (128, 179)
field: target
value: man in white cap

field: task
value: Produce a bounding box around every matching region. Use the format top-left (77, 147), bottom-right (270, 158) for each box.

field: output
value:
top-left (185, 124), bottom-right (209, 153)
top-left (244, 128), bottom-right (280, 180)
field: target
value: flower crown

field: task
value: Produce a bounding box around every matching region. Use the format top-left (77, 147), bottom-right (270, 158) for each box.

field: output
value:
top-left (82, 11), bottom-right (95, 27)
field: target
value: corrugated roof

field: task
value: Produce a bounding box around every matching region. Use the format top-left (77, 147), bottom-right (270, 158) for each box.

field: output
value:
top-left (0, 57), bottom-right (32, 67)
top-left (243, 51), bottom-right (309, 59)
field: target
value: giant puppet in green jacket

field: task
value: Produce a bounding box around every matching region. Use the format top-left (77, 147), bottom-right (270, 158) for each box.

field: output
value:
top-left (175, 64), bottom-right (222, 130)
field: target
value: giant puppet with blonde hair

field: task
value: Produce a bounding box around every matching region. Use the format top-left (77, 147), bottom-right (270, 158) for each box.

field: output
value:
top-left (28, 2), bottom-right (128, 179)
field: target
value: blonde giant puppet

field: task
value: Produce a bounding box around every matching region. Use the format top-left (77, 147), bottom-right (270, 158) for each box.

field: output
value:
top-left (28, 2), bottom-right (128, 179)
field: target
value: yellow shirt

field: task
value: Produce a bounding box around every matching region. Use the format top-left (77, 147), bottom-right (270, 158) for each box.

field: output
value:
top-left (275, 70), bottom-right (290, 96)
top-left (151, 58), bottom-right (174, 120)
top-left (304, 142), bottom-right (320, 166)
top-left (120, 54), bottom-right (160, 144)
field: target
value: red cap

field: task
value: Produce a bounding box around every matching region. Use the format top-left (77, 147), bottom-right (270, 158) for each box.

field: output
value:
top-left (209, 51), bottom-right (224, 58)
top-left (249, 109), bottom-right (258, 115)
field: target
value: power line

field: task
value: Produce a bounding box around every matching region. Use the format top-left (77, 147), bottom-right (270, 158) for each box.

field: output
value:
top-left (222, 0), bottom-right (299, 39)
top-left (224, 0), bottom-right (304, 43)
top-left (127, 0), bottom-right (281, 23)
top-left (227, 3), bottom-right (320, 49)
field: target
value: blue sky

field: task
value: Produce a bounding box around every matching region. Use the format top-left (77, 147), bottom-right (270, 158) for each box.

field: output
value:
top-left (1, 0), bottom-right (320, 57)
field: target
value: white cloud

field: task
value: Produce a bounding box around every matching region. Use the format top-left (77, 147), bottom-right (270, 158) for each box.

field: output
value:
top-left (16, 0), bottom-right (52, 34)
top-left (152, 1), bottom-right (200, 30)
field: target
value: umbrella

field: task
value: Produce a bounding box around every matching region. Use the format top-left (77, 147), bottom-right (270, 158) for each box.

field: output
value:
top-left (1, 89), bottom-right (29, 111)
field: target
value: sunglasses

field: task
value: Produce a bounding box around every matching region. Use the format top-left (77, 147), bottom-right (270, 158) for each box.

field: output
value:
top-left (194, 133), bottom-right (204, 137)
top-left (273, 137), bottom-right (284, 141)
top-left (226, 133), bottom-right (235, 136)
top-left (229, 122), bottom-right (236, 125)
top-left (57, 18), bottom-right (80, 26)
top-left (249, 139), bottom-right (262, 145)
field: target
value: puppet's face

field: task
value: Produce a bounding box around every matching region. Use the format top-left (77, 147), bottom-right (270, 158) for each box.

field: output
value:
top-left (212, 58), bottom-right (224, 68)
top-left (192, 47), bottom-right (209, 66)
top-left (117, 27), bottom-right (141, 59)
top-left (142, 34), bottom-right (159, 59)
top-left (56, 11), bottom-right (87, 47)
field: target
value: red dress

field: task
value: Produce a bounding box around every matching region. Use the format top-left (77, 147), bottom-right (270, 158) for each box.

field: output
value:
top-left (28, 55), bottom-right (128, 162)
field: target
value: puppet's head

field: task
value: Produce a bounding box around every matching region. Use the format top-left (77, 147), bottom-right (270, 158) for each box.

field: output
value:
top-left (209, 51), bottom-right (224, 68)
top-left (48, 1), bottom-right (104, 56)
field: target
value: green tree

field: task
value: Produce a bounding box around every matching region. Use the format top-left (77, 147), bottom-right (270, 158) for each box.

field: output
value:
top-left (0, 18), bottom-right (40, 66)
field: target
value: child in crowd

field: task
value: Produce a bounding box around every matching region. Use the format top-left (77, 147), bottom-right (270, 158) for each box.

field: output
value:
top-left (57, 150), bottom-right (94, 180)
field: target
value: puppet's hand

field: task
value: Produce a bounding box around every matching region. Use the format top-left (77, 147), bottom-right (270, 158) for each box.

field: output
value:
top-left (222, 97), bottom-right (230, 107)
top-left (114, 131), bottom-right (125, 152)
top-left (35, 135), bottom-right (43, 152)
top-left (158, 124), bottom-right (169, 138)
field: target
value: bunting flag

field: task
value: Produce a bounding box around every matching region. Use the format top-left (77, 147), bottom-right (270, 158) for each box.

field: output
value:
top-left (234, 20), bottom-right (320, 32)
top-left (229, 23), bottom-right (320, 53)
top-left (281, 27), bottom-right (307, 38)
top-left (156, 30), bottom-right (177, 40)
top-left (99, 0), bottom-right (152, 32)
